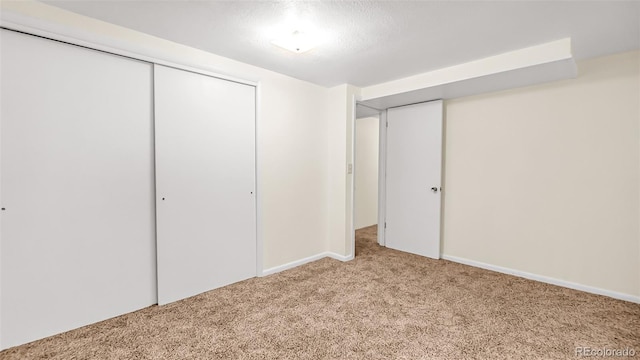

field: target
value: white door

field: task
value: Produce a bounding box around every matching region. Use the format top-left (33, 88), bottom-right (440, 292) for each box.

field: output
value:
top-left (1, 30), bottom-right (156, 349)
top-left (385, 100), bottom-right (443, 259)
top-left (154, 65), bottom-right (256, 305)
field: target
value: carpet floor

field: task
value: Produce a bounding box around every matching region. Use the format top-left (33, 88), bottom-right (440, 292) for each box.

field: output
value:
top-left (2, 225), bottom-right (639, 359)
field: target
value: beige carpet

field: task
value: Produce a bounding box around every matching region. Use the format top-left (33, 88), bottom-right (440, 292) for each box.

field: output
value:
top-left (2, 225), bottom-right (639, 359)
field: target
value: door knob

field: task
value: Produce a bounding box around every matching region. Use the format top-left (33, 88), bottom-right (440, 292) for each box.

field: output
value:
top-left (431, 187), bottom-right (438, 193)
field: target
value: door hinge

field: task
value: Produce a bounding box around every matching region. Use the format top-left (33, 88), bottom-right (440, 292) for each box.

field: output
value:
top-left (386, 120), bottom-right (388, 128)
top-left (384, 222), bottom-right (387, 229)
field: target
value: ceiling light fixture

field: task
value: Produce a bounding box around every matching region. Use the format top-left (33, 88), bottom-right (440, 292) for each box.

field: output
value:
top-left (271, 30), bottom-right (315, 53)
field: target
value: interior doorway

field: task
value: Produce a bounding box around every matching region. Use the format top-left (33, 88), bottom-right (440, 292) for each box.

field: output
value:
top-left (351, 100), bottom-right (444, 260)
top-left (354, 116), bottom-right (380, 229)
top-left (353, 104), bottom-right (382, 256)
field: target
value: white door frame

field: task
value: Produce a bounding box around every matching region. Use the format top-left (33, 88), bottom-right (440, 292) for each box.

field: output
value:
top-left (377, 109), bottom-right (388, 247)
top-left (350, 99), bottom-right (444, 252)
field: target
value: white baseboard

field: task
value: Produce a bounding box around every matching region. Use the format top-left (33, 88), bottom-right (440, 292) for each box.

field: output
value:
top-left (441, 254), bottom-right (640, 304)
top-left (326, 252), bottom-right (354, 262)
top-left (261, 251), bottom-right (354, 277)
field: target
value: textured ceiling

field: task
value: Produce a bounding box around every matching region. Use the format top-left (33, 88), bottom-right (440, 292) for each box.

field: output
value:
top-left (44, 1), bottom-right (640, 88)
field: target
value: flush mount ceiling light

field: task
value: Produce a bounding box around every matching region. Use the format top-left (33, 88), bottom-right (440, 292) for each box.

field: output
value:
top-left (271, 30), bottom-right (315, 53)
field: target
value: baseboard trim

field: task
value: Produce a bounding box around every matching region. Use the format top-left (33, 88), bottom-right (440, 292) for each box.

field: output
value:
top-left (261, 251), bottom-right (354, 277)
top-left (441, 254), bottom-right (640, 304)
top-left (326, 252), bottom-right (354, 262)
top-left (261, 253), bottom-right (327, 277)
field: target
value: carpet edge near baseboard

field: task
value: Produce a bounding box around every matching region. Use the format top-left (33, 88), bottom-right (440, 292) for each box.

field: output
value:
top-left (261, 252), bottom-right (354, 277)
top-left (441, 254), bottom-right (640, 304)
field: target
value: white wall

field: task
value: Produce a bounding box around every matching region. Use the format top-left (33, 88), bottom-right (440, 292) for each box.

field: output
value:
top-left (0, 1), bottom-right (329, 272)
top-left (354, 117), bottom-right (379, 229)
top-left (327, 84), bottom-right (359, 258)
top-left (443, 50), bottom-right (640, 299)
top-left (259, 75), bottom-right (328, 268)
top-left (327, 86), bottom-right (348, 256)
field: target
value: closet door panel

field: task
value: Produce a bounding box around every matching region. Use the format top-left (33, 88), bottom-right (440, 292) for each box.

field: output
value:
top-left (154, 65), bottom-right (256, 305)
top-left (0, 30), bottom-right (156, 349)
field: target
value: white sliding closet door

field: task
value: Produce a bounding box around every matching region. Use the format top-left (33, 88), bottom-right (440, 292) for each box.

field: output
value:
top-left (0, 30), bottom-right (157, 349)
top-left (154, 65), bottom-right (256, 305)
